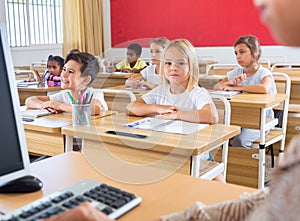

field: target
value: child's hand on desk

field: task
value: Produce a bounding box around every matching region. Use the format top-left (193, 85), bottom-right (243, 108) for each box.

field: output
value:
top-left (228, 73), bottom-right (247, 85)
top-left (141, 81), bottom-right (155, 89)
top-left (40, 101), bottom-right (62, 113)
top-left (125, 77), bottom-right (143, 89)
top-left (220, 85), bottom-right (240, 91)
top-left (41, 202), bottom-right (113, 221)
top-left (121, 69), bottom-right (132, 73)
top-left (156, 111), bottom-right (178, 120)
top-left (156, 105), bottom-right (178, 119)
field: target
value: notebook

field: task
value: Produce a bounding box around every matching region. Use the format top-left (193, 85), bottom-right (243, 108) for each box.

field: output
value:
top-left (124, 117), bottom-right (208, 135)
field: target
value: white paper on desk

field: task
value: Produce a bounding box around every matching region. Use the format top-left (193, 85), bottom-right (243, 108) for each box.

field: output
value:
top-left (209, 90), bottom-right (241, 97)
top-left (112, 71), bottom-right (134, 75)
top-left (125, 86), bottom-right (147, 90)
top-left (21, 109), bottom-right (53, 118)
top-left (17, 81), bottom-right (39, 87)
top-left (124, 117), bottom-right (208, 135)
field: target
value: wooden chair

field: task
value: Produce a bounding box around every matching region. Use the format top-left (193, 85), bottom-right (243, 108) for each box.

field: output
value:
top-left (218, 72), bottom-right (291, 188)
top-left (102, 89), bottom-right (136, 112)
top-left (205, 64), bottom-right (239, 76)
top-left (195, 94), bottom-right (231, 180)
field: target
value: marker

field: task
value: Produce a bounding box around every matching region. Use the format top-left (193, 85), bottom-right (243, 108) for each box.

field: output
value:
top-left (127, 118), bottom-right (151, 128)
top-left (67, 91), bottom-right (75, 104)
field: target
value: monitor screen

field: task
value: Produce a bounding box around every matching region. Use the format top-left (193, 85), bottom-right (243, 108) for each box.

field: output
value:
top-left (0, 23), bottom-right (30, 185)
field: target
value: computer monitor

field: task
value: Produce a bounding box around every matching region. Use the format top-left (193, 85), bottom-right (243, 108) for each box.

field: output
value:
top-left (0, 22), bottom-right (41, 192)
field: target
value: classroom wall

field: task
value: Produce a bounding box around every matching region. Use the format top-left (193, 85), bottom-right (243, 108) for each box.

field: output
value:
top-left (0, 2), bottom-right (62, 67)
top-left (103, 0), bottom-right (300, 64)
top-left (2, 0), bottom-right (300, 67)
top-left (109, 0), bottom-right (277, 47)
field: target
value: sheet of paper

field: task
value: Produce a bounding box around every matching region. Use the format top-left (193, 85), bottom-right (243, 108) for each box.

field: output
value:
top-left (125, 117), bottom-right (208, 135)
top-left (209, 90), bottom-right (241, 97)
top-left (21, 109), bottom-right (53, 118)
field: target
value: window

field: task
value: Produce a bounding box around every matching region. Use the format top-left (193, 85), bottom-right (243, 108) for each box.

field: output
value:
top-left (6, 0), bottom-right (62, 47)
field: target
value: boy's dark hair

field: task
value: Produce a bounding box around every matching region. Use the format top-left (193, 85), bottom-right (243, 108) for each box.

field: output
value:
top-left (65, 52), bottom-right (99, 86)
top-left (128, 43), bottom-right (142, 57)
top-left (68, 49), bottom-right (80, 54)
top-left (47, 55), bottom-right (64, 68)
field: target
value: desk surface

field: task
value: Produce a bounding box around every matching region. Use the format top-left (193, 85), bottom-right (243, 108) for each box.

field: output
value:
top-left (229, 93), bottom-right (287, 108)
top-left (0, 152), bottom-right (256, 220)
top-left (62, 113), bottom-right (241, 156)
top-left (17, 86), bottom-right (61, 92)
top-left (23, 111), bottom-right (116, 132)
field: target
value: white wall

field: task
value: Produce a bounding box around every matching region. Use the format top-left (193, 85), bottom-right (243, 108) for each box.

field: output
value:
top-left (104, 46), bottom-right (300, 64)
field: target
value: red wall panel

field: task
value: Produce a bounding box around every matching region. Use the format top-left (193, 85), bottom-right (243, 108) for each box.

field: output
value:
top-left (110, 0), bottom-right (278, 47)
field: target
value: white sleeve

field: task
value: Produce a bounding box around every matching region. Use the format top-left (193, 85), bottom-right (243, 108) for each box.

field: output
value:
top-left (92, 89), bottom-right (108, 110)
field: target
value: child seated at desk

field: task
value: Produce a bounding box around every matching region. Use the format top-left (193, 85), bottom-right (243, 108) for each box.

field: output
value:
top-left (213, 35), bottom-right (277, 148)
top-left (126, 39), bottom-right (222, 180)
top-left (43, 55), bottom-right (64, 87)
top-left (126, 39), bottom-right (218, 124)
top-left (115, 43), bottom-right (147, 73)
top-left (25, 52), bottom-right (108, 115)
top-left (125, 37), bottom-right (169, 89)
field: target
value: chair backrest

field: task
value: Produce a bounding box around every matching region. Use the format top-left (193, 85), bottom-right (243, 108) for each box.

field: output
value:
top-left (210, 94), bottom-right (231, 125)
top-left (208, 94), bottom-right (231, 179)
top-left (206, 64), bottom-right (239, 76)
top-left (271, 63), bottom-right (300, 77)
top-left (259, 57), bottom-right (271, 69)
top-left (30, 61), bottom-right (47, 75)
top-left (272, 72), bottom-right (291, 131)
top-left (197, 56), bottom-right (217, 74)
top-left (15, 69), bottom-right (45, 88)
top-left (14, 69), bottom-right (35, 80)
top-left (102, 89), bottom-right (136, 112)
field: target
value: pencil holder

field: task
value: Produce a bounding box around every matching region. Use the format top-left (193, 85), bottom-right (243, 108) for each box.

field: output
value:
top-left (72, 104), bottom-right (91, 126)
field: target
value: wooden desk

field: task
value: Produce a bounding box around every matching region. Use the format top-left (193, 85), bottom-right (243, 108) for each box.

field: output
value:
top-left (274, 75), bottom-right (300, 105)
top-left (198, 74), bottom-right (224, 89)
top-left (226, 93), bottom-right (287, 188)
top-left (229, 93), bottom-right (287, 129)
top-left (23, 111), bottom-right (116, 156)
top-left (286, 104), bottom-right (300, 146)
top-left (91, 72), bottom-right (140, 88)
top-left (0, 152), bottom-right (256, 220)
top-left (198, 60), bottom-right (218, 74)
top-left (107, 85), bottom-right (149, 99)
top-left (62, 113), bottom-right (240, 178)
top-left (18, 86), bottom-right (61, 105)
top-left (101, 85), bottom-right (149, 112)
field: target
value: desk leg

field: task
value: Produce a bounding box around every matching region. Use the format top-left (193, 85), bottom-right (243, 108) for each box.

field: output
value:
top-left (258, 108), bottom-right (267, 189)
top-left (258, 145), bottom-right (266, 189)
top-left (191, 155), bottom-right (200, 177)
top-left (65, 135), bottom-right (73, 152)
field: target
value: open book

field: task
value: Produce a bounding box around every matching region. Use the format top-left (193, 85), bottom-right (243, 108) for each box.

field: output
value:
top-left (124, 117), bottom-right (209, 135)
top-left (21, 109), bottom-right (54, 118)
top-left (209, 90), bottom-right (241, 98)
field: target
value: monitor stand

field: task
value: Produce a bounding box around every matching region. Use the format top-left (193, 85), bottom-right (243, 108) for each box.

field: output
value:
top-left (0, 175), bottom-right (43, 193)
